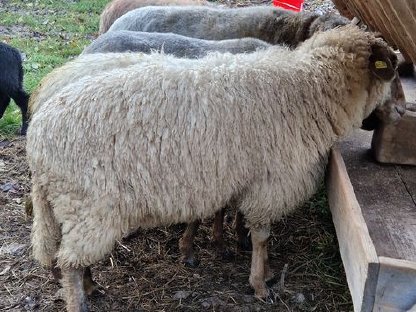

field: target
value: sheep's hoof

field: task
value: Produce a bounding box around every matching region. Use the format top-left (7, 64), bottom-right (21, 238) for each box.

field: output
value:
top-left (54, 288), bottom-right (65, 302)
top-left (81, 302), bottom-right (89, 312)
top-left (83, 279), bottom-right (99, 296)
top-left (19, 124), bottom-right (28, 136)
top-left (255, 288), bottom-right (275, 304)
top-left (181, 257), bottom-right (200, 268)
top-left (265, 274), bottom-right (277, 285)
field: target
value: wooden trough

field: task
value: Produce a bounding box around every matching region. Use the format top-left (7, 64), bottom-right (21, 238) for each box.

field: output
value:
top-left (325, 1), bottom-right (416, 310)
top-left (327, 132), bottom-right (416, 312)
top-left (326, 62), bottom-right (416, 311)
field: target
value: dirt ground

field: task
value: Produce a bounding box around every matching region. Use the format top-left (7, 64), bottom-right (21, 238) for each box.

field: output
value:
top-left (0, 0), bottom-right (353, 311)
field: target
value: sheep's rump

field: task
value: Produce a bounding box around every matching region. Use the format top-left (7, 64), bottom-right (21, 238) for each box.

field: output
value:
top-left (0, 42), bottom-right (24, 95)
top-left (82, 30), bottom-right (271, 56)
top-left (99, 0), bottom-right (208, 34)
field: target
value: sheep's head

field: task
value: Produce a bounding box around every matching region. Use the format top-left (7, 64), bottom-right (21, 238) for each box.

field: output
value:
top-left (361, 38), bottom-right (403, 130)
top-left (361, 75), bottom-right (405, 130)
top-left (368, 39), bottom-right (398, 81)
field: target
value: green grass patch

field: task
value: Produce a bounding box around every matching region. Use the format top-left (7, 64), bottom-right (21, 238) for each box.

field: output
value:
top-left (0, 0), bottom-right (108, 138)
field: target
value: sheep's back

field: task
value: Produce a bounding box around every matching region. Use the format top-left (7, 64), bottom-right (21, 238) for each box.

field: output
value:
top-left (108, 6), bottom-right (277, 40)
top-left (99, 0), bottom-right (208, 34)
top-left (83, 31), bottom-right (271, 57)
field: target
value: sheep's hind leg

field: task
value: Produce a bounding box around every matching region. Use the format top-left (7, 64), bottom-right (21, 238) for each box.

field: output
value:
top-left (52, 262), bottom-right (97, 296)
top-left (0, 92), bottom-right (11, 119)
top-left (11, 90), bottom-right (29, 135)
top-left (249, 225), bottom-right (274, 303)
top-left (61, 267), bottom-right (88, 312)
top-left (83, 267), bottom-right (98, 296)
top-left (212, 208), bottom-right (233, 259)
top-left (179, 220), bottom-right (201, 267)
top-left (235, 211), bottom-right (252, 251)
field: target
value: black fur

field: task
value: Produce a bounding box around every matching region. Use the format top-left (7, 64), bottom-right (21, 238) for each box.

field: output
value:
top-left (0, 42), bottom-right (29, 135)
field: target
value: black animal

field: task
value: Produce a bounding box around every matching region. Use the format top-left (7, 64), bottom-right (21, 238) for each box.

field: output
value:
top-left (0, 42), bottom-right (29, 135)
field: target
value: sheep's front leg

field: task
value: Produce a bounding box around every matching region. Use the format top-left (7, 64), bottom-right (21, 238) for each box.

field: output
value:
top-left (61, 267), bottom-right (88, 312)
top-left (179, 220), bottom-right (201, 267)
top-left (249, 225), bottom-right (273, 301)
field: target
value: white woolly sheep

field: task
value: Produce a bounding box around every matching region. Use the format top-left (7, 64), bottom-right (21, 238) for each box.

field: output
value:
top-left (99, 0), bottom-right (208, 34)
top-left (27, 25), bottom-right (397, 311)
top-left (82, 30), bottom-right (271, 57)
top-left (108, 5), bottom-right (349, 47)
top-left (105, 3), bottom-right (348, 264)
top-left (0, 42), bottom-right (29, 135)
top-left (30, 36), bottom-right (269, 272)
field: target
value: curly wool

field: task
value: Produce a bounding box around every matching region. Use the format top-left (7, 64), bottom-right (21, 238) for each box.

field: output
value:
top-left (28, 26), bottom-right (392, 269)
top-left (28, 53), bottom-right (149, 115)
top-left (31, 36), bottom-right (270, 116)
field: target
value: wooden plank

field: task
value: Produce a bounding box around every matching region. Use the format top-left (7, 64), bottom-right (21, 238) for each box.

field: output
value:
top-left (331, 0), bottom-right (354, 18)
top-left (380, 0), bottom-right (416, 59)
top-left (373, 257), bottom-right (416, 311)
top-left (326, 147), bottom-right (379, 312)
top-left (331, 0), bottom-right (416, 64)
top-left (340, 130), bottom-right (416, 261)
top-left (396, 165), bottom-right (416, 200)
top-left (373, 0), bottom-right (411, 52)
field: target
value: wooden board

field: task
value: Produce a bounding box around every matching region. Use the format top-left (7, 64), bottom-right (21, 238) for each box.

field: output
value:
top-left (374, 257), bottom-right (416, 311)
top-left (341, 130), bottom-right (416, 261)
top-left (331, 0), bottom-right (416, 64)
top-left (327, 129), bottom-right (416, 311)
top-left (326, 147), bottom-right (379, 312)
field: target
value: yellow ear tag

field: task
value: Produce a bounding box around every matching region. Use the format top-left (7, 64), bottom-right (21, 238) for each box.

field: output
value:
top-left (375, 61), bottom-right (388, 69)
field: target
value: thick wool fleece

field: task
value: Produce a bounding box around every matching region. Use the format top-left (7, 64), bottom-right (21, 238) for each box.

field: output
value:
top-left (28, 26), bottom-right (392, 269)
top-left (108, 5), bottom-right (349, 47)
top-left (28, 53), bottom-right (149, 115)
top-left (99, 0), bottom-right (208, 34)
top-left (31, 38), bottom-right (270, 116)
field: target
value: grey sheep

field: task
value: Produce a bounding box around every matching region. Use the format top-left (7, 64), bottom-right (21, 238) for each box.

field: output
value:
top-left (108, 5), bottom-right (349, 47)
top-left (99, 0), bottom-right (208, 34)
top-left (82, 30), bottom-right (271, 57)
top-left (27, 26), bottom-right (397, 311)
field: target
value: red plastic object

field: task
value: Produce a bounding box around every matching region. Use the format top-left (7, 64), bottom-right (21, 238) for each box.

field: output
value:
top-left (273, 0), bottom-right (304, 12)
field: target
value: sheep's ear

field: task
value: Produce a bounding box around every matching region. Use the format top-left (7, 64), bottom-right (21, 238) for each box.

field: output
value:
top-left (369, 42), bottom-right (397, 81)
